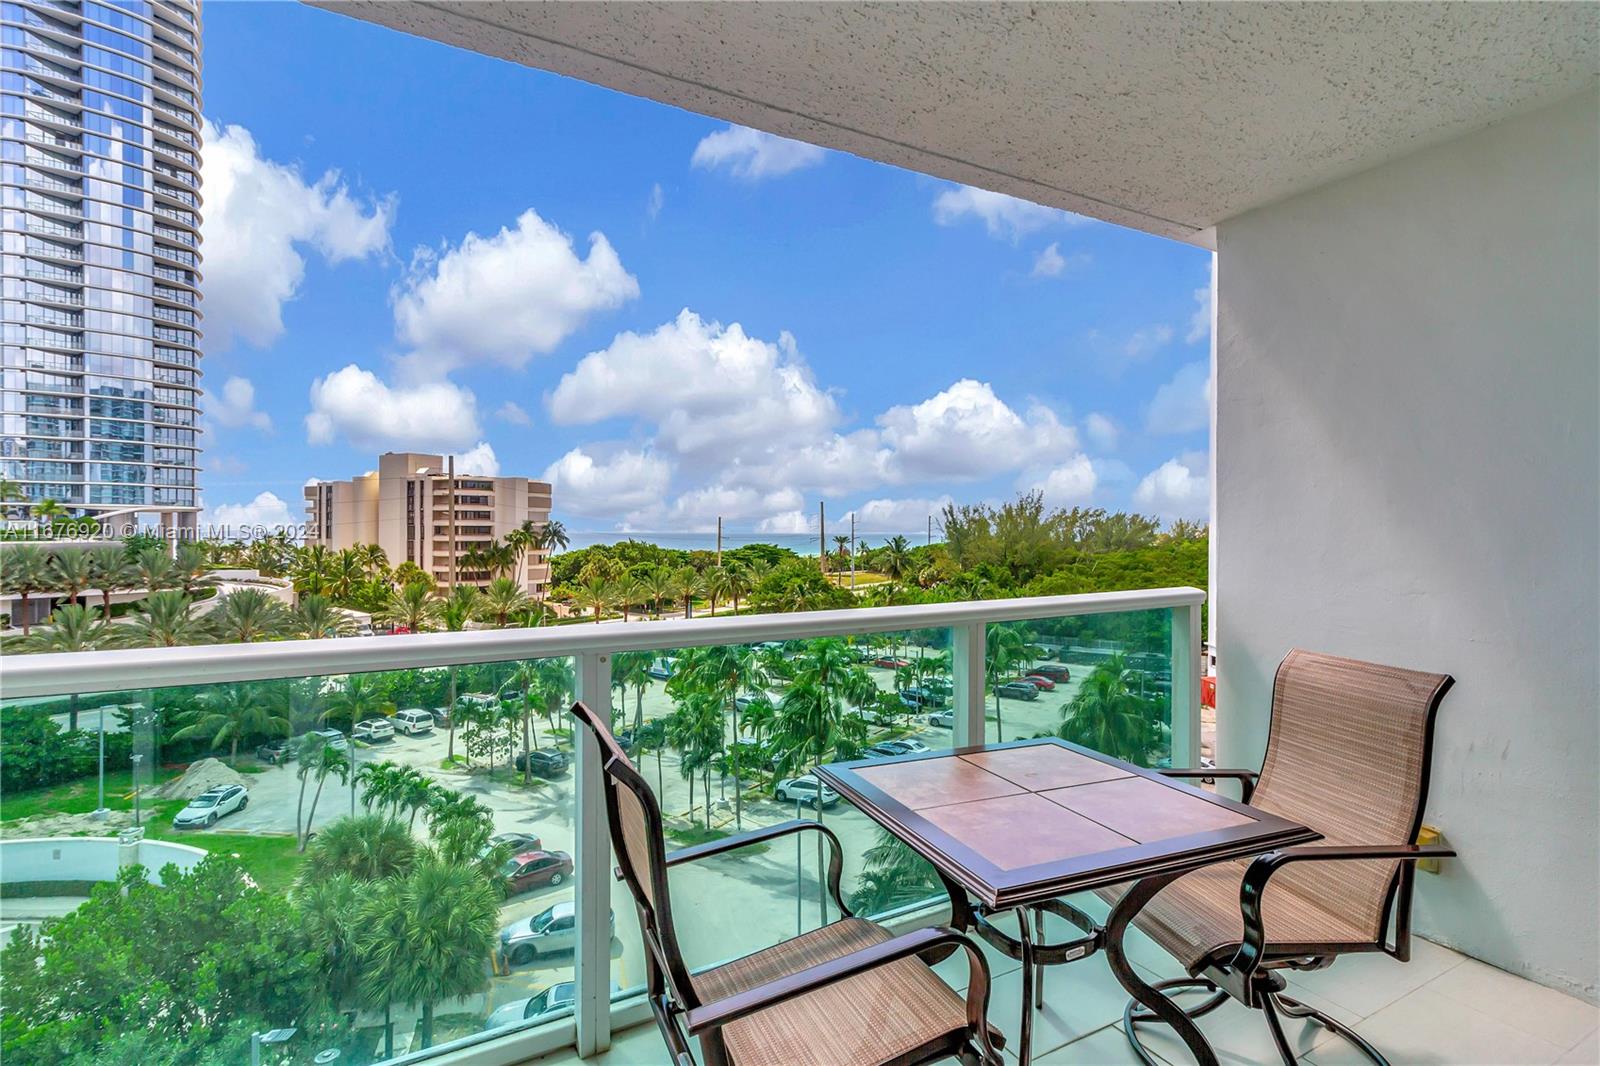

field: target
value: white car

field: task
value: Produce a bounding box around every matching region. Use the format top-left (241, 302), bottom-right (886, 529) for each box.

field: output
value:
top-left (927, 711), bottom-right (956, 729)
top-left (392, 708), bottom-right (435, 735)
top-left (172, 784), bottom-right (248, 829)
top-left (775, 775), bottom-right (840, 809)
top-left (352, 718), bottom-right (395, 741)
top-left (484, 979), bottom-right (622, 1032)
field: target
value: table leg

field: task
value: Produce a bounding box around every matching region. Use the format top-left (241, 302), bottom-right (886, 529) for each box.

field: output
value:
top-left (1034, 906), bottom-right (1047, 1009)
top-left (1016, 906), bottom-right (1037, 1066)
top-left (1104, 872), bottom-right (1220, 1066)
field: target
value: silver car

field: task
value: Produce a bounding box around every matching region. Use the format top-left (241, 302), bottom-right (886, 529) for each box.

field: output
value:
top-left (171, 784), bottom-right (248, 829)
top-left (499, 901), bottom-right (615, 966)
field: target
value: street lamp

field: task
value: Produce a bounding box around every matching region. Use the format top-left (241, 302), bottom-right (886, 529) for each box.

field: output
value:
top-left (250, 1027), bottom-right (296, 1066)
top-left (90, 702), bottom-right (108, 820)
top-left (130, 753), bottom-right (144, 827)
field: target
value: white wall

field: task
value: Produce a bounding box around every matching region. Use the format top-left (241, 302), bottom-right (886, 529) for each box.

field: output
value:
top-left (1, 837), bottom-right (208, 887)
top-left (1214, 87), bottom-right (1599, 1001)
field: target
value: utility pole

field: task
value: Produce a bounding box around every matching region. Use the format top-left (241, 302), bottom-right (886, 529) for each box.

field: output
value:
top-left (850, 513), bottom-right (856, 590)
top-left (446, 455), bottom-right (457, 591)
top-left (716, 516), bottom-right (722, 568)
top-left (818, 502), bottom-right (826, 575)
top-left (928, 514), bottom-right (933, 546)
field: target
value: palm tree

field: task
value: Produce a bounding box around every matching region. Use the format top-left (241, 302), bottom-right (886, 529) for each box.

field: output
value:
top-left (87, 547), bottom-right (136, 621)
top-left (611, 573), bottom-right (645, 622)
top-left (296, 737), bottom-right (350, 851)
top-left (666, 690), bottom-right (724, 829)
top-left (641, 568), bottom-right (676, 619)
top-left (612, 651), bottom-right (655, 732)
top-left (173, 682), bottom-right (290, 765)
top-left (11, 604), bottom-right (109, 727)
top-left (770, 639), bottom-right (878, 774)
top-left (505, 523), bottom-right (537, 586)
top-left (985, 623), bottom-right (1029, 743)
top-left (570, 576), bottom-right (613, 623)
top-left (1059, 653), bottom-right (1155, 765)
top-left (293, 544), bottom-right (336, 599)
top-left (879, 535), bottom-right (913, 582)
top-left (1, 544), bottom-right (51, 635)
top-left (725, 563), bottom-right (753, 615)
top-left (322, 674), bottom-right (393, 733)
top-left (171, 542), bottom-right (212, 597)
top-left (478, 576), bottom-right (528, 627)
top-left (113, 590), bottom-right (212, 647)
top-left (210, 588), bottom-right (291, 643)
top-left (131, 545), bottom-right (176, 594)
top-left (49, 547), bottom-right (93, 607)
top-left (354, 542), bottom-right (390, 579)
top-left (702, 565), bottom-right (733, 616)
top-left (353, 858), bottom-right (500, 1050)
top-left (674, 566), bottom-right (700, 618)
top-left (440, 586), bottom-right (482, 762)
top-left (331, 548), bottom-right (365, 601)
top-left (31, 497), bottom-right (64, 528)
top-left (833, 534), bottom-right (850, 562)
top-left (377, 581), bottom-right (440, 633)
top-left (291, 594), bottom-right (356, 639)
top-left (357, 760), bottom-right (405, 818)
top-left (298, 814), bottom-right (419, 884)
top-left (673, 643), bottom-right (766, 830)
top-left (297, 872), bottom-right (363, 1010)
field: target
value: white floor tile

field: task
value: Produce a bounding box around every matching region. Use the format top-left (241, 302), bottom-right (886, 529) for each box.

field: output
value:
top-left (932, 926), bottom-right (1025, 991)
top-left (1129, 982), bottom-right (1357, 1065)
top-left (1305, 987), bottom-right (1567, 1066)
top-left (1284, 937), bottom-right (1466, 1018)
top-left (1030, 1023), bottom-right (1168, 1065)
top-left (1425, 958), bottom-right (1600, 1051)
top-left (1555, 1027), bottom-right (1599, 1065)
top-left (984, 952), bottom-right (1167, 1059)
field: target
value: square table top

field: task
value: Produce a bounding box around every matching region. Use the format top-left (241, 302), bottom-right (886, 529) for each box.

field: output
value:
top-left (816, 738), bottom-right (1318, 909)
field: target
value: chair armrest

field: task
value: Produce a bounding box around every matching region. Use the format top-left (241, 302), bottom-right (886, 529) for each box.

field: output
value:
top-left (1158, 767), bottom-right (1259, 803)
top-left (684, 924), bottom-right (999, 1061)
top-left (616, 819), bottom-right (853, 918)
top-left (1232, 844), bottom-right (1457, 983)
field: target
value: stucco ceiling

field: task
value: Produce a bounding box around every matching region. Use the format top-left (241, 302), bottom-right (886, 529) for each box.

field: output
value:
top-left (314, 1), bottom-right (1599, 247)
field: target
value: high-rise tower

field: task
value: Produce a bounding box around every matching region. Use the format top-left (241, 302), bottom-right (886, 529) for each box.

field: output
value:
top-left (1, 0), bottom-right (203, 538)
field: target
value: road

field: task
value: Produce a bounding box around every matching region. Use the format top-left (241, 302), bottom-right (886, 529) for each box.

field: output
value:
top-left (197, 659), bottom-right (1095, 1032)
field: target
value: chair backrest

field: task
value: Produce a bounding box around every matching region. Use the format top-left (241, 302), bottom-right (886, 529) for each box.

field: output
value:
top-left (1251, 649), bottom-right (1452, 943)
top-left (569, 701), bottom-right (698, 1008)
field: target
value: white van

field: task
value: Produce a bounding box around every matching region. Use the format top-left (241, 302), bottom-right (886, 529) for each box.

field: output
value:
top-left (393, 708), bottom-right (435, 735)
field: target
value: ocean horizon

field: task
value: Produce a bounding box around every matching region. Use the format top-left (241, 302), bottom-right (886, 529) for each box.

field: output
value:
top-left (561, 530), bottom-right (935, 556)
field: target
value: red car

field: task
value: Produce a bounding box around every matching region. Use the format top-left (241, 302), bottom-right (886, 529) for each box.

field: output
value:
top-left (873, 657), bottom-right (912, 670)
top-left (1023, 674), bottom-right (1058, 691)
top-left (502, 850), bottom-right (573, 894)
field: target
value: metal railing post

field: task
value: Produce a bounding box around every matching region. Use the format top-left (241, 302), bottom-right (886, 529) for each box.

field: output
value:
top-left (952, 622), bottom-right (987, 747)
top-left (574, 650), bottom-right (613, 1057)
top-left (1169, 603), bottom-right (1202, 768)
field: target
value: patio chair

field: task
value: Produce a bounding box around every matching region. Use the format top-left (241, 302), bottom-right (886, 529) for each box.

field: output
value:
top-left (1099, 649), bottom-right (1456, 1066)
top-left (570, 701), bottom-right (1005, 1066)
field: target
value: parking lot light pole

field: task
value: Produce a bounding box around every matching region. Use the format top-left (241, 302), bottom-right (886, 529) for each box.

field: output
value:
top-left (91, 702), bottom-right (108, 820)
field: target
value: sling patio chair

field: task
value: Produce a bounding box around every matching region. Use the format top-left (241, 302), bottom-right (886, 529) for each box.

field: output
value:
top-left (1097, 649), bottom-right (1456, 1066)
top-left (570, 701), bottom-right (1005, 1066)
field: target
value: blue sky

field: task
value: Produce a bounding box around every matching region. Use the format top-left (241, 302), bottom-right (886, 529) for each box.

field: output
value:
top-left (197, 3), bottom-right (1212, 536)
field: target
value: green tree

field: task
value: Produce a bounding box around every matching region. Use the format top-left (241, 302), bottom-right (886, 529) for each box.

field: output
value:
top-left (171, 542), bottom-right (213, 597)
top-left (172, 682), bottom-right (289, 766)
top-left (666, 690), bottom-right (724, 829)
top-left (296, 737), bottom-right (350, 851)
top-left (377, 580), bottom-right (440, 633)
top-left (985, 623), bottom-right (1029, 743)
top-left (769, 639), bottom-right (877, 774)
top-left (8, 605), bottom-right (110, 727)
top-left (879, 534), bottom-right (914, 581)
top-left (210, 588), bottom-right (291, 643)
top-left (87, 546), bottom-right (137, 621)
top-left (290, 593), bottom-right (356, 639)
top-left (1058, 653), bottom-right (1156, 765)
top-left (479, 576), bottom-right (528, 627)
top-left (1, 544), bottom-right (51, 636)
top-left (131, 544), bottom-right (177, 594)
top-left (297, 813), bottom-right (419, 884)
top-left (321, 673), bottom-right (394, 733)
top-left (352, 859), bottom-right (500, 1051)
top-left (48, 546), bottom-right (93, 607)
top-left (570, 575), bottom-right (613, 622)
top-left (440, 586), bottom-right (482, 762)
top-left (612, 650), bottom-right (655, 732)
top-left (112, 590), bottom-right (212, 648)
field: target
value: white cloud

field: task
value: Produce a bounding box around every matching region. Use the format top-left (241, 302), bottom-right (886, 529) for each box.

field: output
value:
top-left (496, 401), bottom-right (532, 426)
top-left (649, 484), bottom-right (804, 532)
top-left (549, 309), bottom-right (838, 457)
top-left (691, 125), bottom-right (825, 180)
top-left (1084, 412), bottom-right (1119, 451)
top-left (1025, 455), bottom-right (1098, 506)
top-left (206, 454), bottom-right (247, 477)
top-left (543, 447), bottom-right (671, 519)
top-left (1134, 453), bottom-right (1210, 521)
top-left (450, 442), bottom-right (500, 477)
top-left (1187, 260), bottom-right (1215, 344)
top-left (392, 208), bottom-right (638, 378)
top-left (200, 121), bottom-right (392, 350)
top-left (305, 364), bottom-right (481, 452)
top-left (757, 510), bottom-right (815, 535)
top-left (208, 491), bottom-right (296, 532)
top-left (1123, 324), bottom-right (1175, 360)
top-left (209, 376), bottom-right (272, 431)
top-left (877, 379), bottom-right (1077, 482)
top-left (1146, 360), bottom-right (1212, 435)
top-left (1031, 242), bottom-right (1090, 279)
top-left (846, 495), bottom-right (954, 533)
top-left (933, 184), bottom-right (1085, 241)
top-left (647, 183), bottom-right (664, 220)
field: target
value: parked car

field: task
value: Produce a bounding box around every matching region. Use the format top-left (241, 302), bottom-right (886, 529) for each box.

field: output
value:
top-left (876, 738), bottom-right (931, 755)
top-left (996, 681), bottom-right (1041, 701)
top-left (484, 979), bottom-right (623, 1032)
top-left (255, 738), bottom-right (295, 764)
top-left (482, 831), bottom-right (543, 859)
top-left (304, 728), bottom-right (349, 751)
top-left (352, 717), bottom-right (395, 741)
top-left (900, 687), bottom-right (947, 708)
top-left (1021, 674), bottom-right (1058, 691)
top-left (515, 748), bottom-right (572, 778)
top-left (499, 901), bottom-right (615, 966)
top-left (873, 656), bottom-right (912, 670)
top-left (864, 743), bottom-right (902, 759)
top-left (502, 850), bottom-right (574, 894)
top-left (392, 708), bottom-right (435, 735)
top-left (775, 775), bottom-right (840, 808)
top-left (646, 659), bottom-right (675, 681)
top-left (172, 784), bottom-right (248, 829)
top-left (1031, 664), bottom-right (1072, 682)
top-left (734, 694), bottom-right (769, 712)
top-left (927, 710), bottom-right (956, 729)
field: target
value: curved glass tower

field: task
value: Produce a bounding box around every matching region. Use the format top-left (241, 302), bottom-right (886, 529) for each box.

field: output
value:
top-left (0, 0), bottom-right (202, 537)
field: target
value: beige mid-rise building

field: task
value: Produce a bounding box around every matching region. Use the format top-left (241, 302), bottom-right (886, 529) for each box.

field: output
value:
top-left (304, 452), bottom-right (553, 595)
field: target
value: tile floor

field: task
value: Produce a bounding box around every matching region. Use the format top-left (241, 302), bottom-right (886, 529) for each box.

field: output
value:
top-left (535, 892), bottom-right (1598, 1065)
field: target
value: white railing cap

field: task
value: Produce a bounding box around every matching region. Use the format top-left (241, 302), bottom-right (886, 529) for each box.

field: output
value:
top-left (0, 587), bottom-right (1204, 700)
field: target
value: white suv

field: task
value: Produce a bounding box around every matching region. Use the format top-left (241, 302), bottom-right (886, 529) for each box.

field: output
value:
top-left (352, 718), bottom-right (395, 742)
top-left (392, 708), bottom-right (435, 735)
top-left (775, 775), bottom-right (840, 809)
top-left (172, 784), bottom-right (248, 829)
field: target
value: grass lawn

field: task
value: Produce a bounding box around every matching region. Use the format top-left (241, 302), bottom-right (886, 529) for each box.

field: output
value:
top-left (665, 824), bottom-right (770, 855)
top-left (145, 823), bottom-right (305, 895)
top-left (0, 767), bottom-right (182, 822)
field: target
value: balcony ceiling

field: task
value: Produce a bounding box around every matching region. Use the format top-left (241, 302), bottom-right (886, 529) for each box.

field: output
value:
top-left (317, 1), bottom-right (1597, 247)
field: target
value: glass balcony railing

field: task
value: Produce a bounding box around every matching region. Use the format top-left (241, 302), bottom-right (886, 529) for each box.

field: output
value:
top-left (0, 589), bottom-right (1203, 1066)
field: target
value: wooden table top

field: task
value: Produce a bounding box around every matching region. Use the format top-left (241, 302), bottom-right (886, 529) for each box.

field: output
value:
top-left (816, 738), bottom-right (1318, 909)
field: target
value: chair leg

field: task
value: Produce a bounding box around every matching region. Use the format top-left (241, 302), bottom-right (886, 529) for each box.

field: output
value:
top-left (1121, 978), bottom-right (1230, 1066)
top-left (1273, 992), bottom-right (1391, 1066)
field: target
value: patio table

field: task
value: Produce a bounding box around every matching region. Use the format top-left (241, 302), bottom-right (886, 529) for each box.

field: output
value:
top-left (816, 738), bottom-right (1318, 1066)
